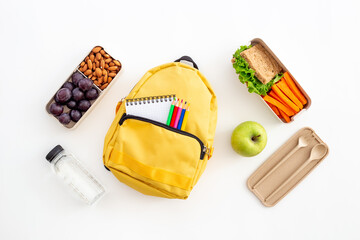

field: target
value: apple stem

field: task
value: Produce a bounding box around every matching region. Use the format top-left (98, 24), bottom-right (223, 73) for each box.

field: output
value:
top-left (252, 135), bottom-right (261, 142)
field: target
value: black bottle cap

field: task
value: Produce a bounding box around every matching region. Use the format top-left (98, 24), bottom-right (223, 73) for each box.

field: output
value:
top-left (46, 145), bottom-right (64, 162)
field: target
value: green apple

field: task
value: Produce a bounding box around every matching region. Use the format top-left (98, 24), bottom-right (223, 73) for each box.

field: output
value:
top-left (231, 121), bottom-right (267, 157)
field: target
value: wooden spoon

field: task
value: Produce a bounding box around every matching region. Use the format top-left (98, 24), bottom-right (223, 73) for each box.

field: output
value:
top-left (252, 135), bottom-right (311, 189)
top-left (265, 143), bottom-right (327, 202)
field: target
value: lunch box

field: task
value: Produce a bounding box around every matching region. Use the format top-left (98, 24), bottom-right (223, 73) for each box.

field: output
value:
top-left (45, 46), bottom-right (122, 129)
top-left (250, 38), bottom-right (311, 123)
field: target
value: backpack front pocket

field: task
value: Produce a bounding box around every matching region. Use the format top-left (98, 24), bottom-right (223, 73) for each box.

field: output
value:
top-left (109, 114), bottom-right (205, 191)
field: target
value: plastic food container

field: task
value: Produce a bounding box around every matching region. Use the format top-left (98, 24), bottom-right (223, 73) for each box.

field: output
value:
top-left (250, 38), bottom-right (311, 123)
top-left (46, 46), bottom-right (122, 128)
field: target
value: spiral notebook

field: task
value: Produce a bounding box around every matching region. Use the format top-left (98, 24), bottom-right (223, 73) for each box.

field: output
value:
top-left (125, 94), bottom-right (176, 124)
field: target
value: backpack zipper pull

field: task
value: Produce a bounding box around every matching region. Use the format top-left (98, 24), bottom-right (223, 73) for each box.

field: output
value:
top-left (202, 146), bottom-right (214, 159)
top-left (116, 97), bottom-right (127, 114)
top-left (202, 146), bottom-right (207, 154)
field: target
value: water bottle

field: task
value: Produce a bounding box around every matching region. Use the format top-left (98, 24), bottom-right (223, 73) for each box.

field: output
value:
top-left (46, 145), bottom-right (105, 205)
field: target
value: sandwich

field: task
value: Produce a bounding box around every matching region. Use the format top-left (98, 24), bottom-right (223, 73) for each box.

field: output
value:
top-left (232, 44), bottom-right (283, 95)
top-left (232, 43), bottom-right (308, 122)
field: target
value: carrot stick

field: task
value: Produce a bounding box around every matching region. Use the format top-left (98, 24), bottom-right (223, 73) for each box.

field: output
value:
top-left (271, 85), bottom-right (300, 113)
top-left (267, 102), bottom-right (280, 116)
top-left (279, 109), bottom-right (291, 123)
top-left (269, 91), bottom-right (286, 105)
top-left (263, 95), bottom-right (294, 116)
top-left (283, 72), bottom-right (307, 105)
top-left (268, 91), bottom-right (296, 116)
top-left (276, 79), bottom-right (303, 110)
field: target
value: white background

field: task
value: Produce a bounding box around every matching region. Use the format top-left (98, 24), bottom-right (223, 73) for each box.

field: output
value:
top-left (1, 0), bottom-right (359, 239)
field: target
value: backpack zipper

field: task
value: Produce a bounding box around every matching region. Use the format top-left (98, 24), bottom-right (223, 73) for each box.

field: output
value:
top-left (119, 114), bottom-right (206, 160)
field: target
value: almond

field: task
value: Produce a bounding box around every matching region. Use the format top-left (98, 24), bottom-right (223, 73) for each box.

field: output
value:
top-left (108, 66), bottom-right (118, 71)
top-left (98, 77), bottom-right (103, 84)
top-left (109, 62), bottom-right (115, 67)
top-left (108, 72), bottom-right (116, 77)
top-left (100, 83), bottom-right (109, 90)
top-left (80, 61), bottom-right (85, 67)
top-left (100, 50), bottom-right (105, 55)
top-left (82, 64), bottom-right (88, 71)
top-left (94, 81), bottom-right (100, 87)
top-left (85, 56), bottom-right (90, 62)
top-left (105, 63), bottom-right (109, 69)
top-left (92, 46), bottom-right (102, 53)
top-left (91, 76), bottom-right (97, 80)
top-left (84, 69), bottom-right (92, 76)
top-left (90, 54), bottom-right (95, 62)
top-left (104, 73), bottom-right (108, 83)
top-left (96, 53), bottom-right (101, 60)
top-left (92, 63), bottom-right (96, 71)
top-left (88, 74), bottom-right (93, 78)
top-left (87, 60), bottom-right (92, 70)
top-left (95, 60), bottom-right (100, 68)
top-left (100, 59), bottom-right (105, 69)
top-left (113, 60), bottom-right (121, 66)
top-left (95, 68), bottom-right (102, 77)
top-left (103, 54), bottom-right (110, 59)
top-left (102, 69), bottom-right (107, 75)
top-left (105, 58), bottom-right (112, 63)
top-left (108, 77), bottom-right (112, 82)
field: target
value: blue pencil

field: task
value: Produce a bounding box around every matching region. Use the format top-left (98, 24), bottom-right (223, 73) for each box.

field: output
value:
top-left (177, 103), bottom-right (187, 130)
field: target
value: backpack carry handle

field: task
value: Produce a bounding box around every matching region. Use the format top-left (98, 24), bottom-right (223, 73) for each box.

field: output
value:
top-left (174, 56), bottom-right (198, 70)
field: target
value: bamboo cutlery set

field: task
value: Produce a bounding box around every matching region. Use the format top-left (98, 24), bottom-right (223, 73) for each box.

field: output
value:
top-left (247, 128), bottom-right (329, 207)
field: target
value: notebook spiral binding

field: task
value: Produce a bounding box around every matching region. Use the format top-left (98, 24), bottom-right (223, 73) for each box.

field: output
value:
top-left (125, 94), bottom-right (176, 106)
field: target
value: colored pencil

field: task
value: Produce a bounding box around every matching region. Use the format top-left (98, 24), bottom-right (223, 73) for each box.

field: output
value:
top-left (173, 100), bottom-right (183, 128)
top-left (177, 102), bottom-right (187, 130)
top-left (180, 104), bottom-right (190, 131)
top-left (170, 99), bottom-right (179, 127)
top-left (166, 97), bottom-right (177, 126)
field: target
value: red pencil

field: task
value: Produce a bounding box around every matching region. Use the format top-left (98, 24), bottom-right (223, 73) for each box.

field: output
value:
top-left (170, 99), bottom-right (180, 127)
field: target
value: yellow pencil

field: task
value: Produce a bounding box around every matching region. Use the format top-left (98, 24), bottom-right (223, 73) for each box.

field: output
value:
top-left (180, 103), bottom-right (190, 131)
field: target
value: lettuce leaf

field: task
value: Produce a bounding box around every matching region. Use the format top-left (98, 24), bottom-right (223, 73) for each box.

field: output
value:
top-left (232, 45), bottom-right (282, 96)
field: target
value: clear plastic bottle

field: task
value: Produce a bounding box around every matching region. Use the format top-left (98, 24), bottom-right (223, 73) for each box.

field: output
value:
top-left (46, 145), bottom-right (105, 205)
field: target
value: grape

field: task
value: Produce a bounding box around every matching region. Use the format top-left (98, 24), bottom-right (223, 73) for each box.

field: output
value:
top-left (67, 100), bottom-right (77, 110)
top-left (78, 100), bottom-right (91, 112)
top-left (49, 103), bottom-right (63, 116)
top-left (55, 88), bottom-right (72, 104)
top-left (62, 82), bottom-right (74, 91)
top-left (72, 88), bottom-right (84, 101)
top-left (72, 72), bottom-right (84, 86)
top-left (78, 78), bottom-right (93, 91)
top-left (58, 113), bottom-right (71, 125)
top-left (70, 110), bottom-right (82, 122)
top-left (85, 88), bottom-right (99, 100)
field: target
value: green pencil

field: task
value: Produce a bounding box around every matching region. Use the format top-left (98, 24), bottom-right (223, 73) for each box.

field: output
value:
top-left (166, 97), bottom-right (177, 126)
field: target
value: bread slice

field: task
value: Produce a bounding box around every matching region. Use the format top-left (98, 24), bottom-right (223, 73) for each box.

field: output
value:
top-left (240, 44), bottom-right (282, 84)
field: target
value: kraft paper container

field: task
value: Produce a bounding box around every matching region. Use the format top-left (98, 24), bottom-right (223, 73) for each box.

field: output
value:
top-left (46, 46), bottom-right (122, 129)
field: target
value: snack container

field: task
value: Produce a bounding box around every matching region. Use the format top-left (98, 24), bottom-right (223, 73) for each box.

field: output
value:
top-left (46, 46), bottom-right (122, 129)
top-left (250, 38), bottom-right (311, 123)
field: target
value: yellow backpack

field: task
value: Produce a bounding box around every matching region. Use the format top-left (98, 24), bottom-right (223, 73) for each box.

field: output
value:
top-left (103, 56), bottom-right (217, 199)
